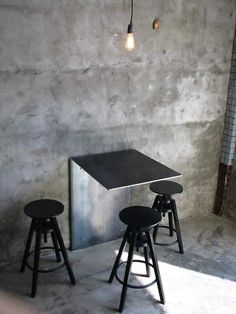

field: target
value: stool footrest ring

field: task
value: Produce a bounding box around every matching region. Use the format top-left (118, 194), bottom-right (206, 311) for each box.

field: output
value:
top-left (154, 225), bottom-right (178, 246)
top-left (115, 260), bottom-right (157, 289)
top-left (26, 246), bottom-right (65, 273)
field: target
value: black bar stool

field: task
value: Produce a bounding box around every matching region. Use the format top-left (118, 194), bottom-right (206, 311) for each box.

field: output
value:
top-left (150, 181), bottom-right (184, 254)
top-left (20, 199), bottom-right (76, 297)
top-left (108, 206), bottom-right (165, 312)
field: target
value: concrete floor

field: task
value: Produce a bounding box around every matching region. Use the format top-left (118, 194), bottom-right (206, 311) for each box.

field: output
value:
top-left (0, 214), bottom-right (236, 314)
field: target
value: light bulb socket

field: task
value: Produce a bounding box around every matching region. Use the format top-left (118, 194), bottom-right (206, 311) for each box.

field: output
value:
top-left (127, 23), bottom-right (133, 33)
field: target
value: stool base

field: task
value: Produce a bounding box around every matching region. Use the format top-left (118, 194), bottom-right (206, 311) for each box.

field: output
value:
top-left (109, 227), bottom-right (165, 312)
top-left (21, 217), bottom-right (76, 297)
top-left (25, 247), bottom-right (65, 273)
top-left (115, 260), bottom-right (157, 289)
top-left (154, 226), bottom-right (178, 246)
top-left (152, 195), bottom-right (184, 254)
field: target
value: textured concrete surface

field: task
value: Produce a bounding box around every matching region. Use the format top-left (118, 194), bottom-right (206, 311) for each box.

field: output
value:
top-left (0, 214), bottom-right (235, 314)
top-left (0, 0), bottom-right (236, 265)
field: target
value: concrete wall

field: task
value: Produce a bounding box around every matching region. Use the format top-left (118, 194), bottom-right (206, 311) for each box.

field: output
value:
top-left (0, 0), bottom-right (235, 265)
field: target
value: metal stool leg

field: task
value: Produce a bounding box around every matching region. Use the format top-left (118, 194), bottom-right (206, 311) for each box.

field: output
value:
top-left (51, 230), bottom-right (61, 262)
top-left (152, 195), bottom-right (163, 242)
top-left (20, 219), bottom-right (35, 273)
top-left (153, 225), bottom-right (159, 243)
top-left (146, 231), bottom-right (165, 304)
top-left (109, 227), bottom-right (129, 283)
top-left (168, 212), bottom-right (174, 237)
top-left (152, 196), bottom-right (159, 210)
top-left (31, 219), bottom-right (42, 297)
top-left (119, 231), bottom-right (137, 313)
top-left (51, 218), bottom-right (76, 285)
top-left (143, 246), bottom-right (150, 277)
top-left (43, 233), bottom-right (47, 243)
top-left (171, 199), bottom-right (184, 254)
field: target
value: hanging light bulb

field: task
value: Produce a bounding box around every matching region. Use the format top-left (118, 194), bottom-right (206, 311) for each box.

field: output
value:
top-left (125, 0), bottom-right (135, 51)
top-left (125, 24), bottom-right (135, 51)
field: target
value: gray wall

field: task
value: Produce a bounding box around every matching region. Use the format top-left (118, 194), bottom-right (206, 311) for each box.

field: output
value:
top-left (0, 0), bottom-right (235, 265)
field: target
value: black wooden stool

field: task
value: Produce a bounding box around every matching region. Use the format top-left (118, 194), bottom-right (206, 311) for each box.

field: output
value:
top-left (109, 206), bottom-right (165, 312)
top-left (20, 199), bottom-right (76, 297)
top-left (150, 181), bottom-right (184, 254)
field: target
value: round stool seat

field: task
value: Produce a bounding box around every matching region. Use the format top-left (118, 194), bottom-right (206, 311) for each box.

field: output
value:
top-left (24, 199), bottom-right (64, 219)
top-left (150, 181), bottom-right (183, 195)
top-left (119, 206), bottom-right (161, 229)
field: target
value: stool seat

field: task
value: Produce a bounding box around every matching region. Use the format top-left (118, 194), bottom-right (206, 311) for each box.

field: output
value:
top-left (119, 206), bottom-right (161, 229)
top-left (24, 199), bottom-right (64, 218)
top-left (150, 180), bottom-right (183, 195)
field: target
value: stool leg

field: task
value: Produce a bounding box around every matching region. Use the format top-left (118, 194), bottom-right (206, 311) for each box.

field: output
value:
top-left (108, 227), bottom-right (129, 283)
top-left (31, 219), bottom-right (42, 298)
top-left (146, 231), bottom-right (165, 304)
top-left (20, 219), bottom-right (35, 273)
top-left (119, 231), bottom-right (137, 313)
top-left (143, 246), bottom-right (150, 277)
top-left (51, 231), bottom-right (61, 262)
top-left (43, 233), bottom-right (47, 243)
top-left (153, 225), bottom-right (159, 243)
top-left (152, 195), bottom-right (162, 211)
top-left (168, 212), bottom-right (174, 237)
top-left (51, 218), bottom-right (76, 285)
top-left (152, 196), bottom-right (163, 242)
top-left (171, 199), bottom-right (184, 254)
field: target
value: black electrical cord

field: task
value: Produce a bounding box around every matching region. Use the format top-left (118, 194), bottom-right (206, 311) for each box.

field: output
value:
top-left (130, 0), bottom-right (134, 25)
top-left (127, 0), bottom-right (134, 33)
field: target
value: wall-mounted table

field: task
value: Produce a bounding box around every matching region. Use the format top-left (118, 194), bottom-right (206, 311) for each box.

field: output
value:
top-left (70, 149), bottom-right (181, 250)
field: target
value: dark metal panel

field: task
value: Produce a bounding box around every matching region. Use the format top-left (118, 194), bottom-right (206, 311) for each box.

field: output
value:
top-left (72, 149), bottom-right (181, 190)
